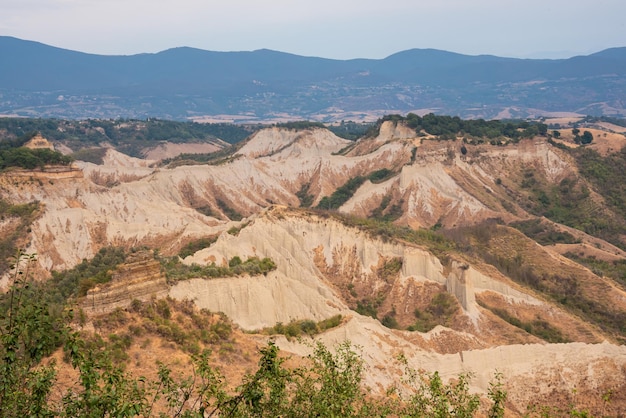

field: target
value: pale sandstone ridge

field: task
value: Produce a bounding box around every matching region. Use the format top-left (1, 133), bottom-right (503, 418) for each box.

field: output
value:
top-left (2, 124), bottom-right (583, 273)
top-left (2, 166), bottom-right (83, 180)
top-left (81, 251), bottom-right (168, 315)
top-left (168, 207), bottom-right (626, 414)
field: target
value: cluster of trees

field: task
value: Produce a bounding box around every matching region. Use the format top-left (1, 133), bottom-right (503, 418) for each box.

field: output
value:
top-left (0, 147), bottom-right (72, 170)
top-left (0, 131), bottom-right (72, 170)
top-left (572, 128), bottom-right (594, 144)
top-left (377, 113), bottom-right (548, 141)
top-left (161, 255), bottom-right (277, 283)
top-left (0, 118), bottom-right (260, 145)
top-left (316, 170), bottom-right (396, 210)
top-left (0, 118), bottom-right (260, 158)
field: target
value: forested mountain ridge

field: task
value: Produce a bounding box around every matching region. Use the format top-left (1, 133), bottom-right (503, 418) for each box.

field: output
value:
top-left (1, 36), bottom-right (625, 121)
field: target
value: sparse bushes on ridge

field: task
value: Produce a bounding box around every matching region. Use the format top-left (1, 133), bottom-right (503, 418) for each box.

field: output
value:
top-left (327, 121), bottom-right (375, 140)
top-left (161, 255), bottom-right (276, 283)
top-left (178, 236), bottom-right (218, 258)
top-left (274, 120), bottom-right (325, 130)
top-left (256, 314), bottom-right (343, 338)
top-left (367, 113), bottom-right (548, 142)
top-left (510, 219), bottom-right (579, 246)
top-left (407, 292), bottom-right (459, 332)
top-left (477, 300), bottom-right (568, 343)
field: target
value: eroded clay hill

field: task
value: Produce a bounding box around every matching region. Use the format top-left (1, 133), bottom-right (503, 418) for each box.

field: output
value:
top-left (0, 122), bottom-right (589, 272)
top-left (167, 206), bottom-right (626, 414)
top-left (2, 122), bottom-right (626, 414)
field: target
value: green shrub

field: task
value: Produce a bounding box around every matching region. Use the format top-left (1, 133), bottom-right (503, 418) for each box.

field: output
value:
top-left (316, 176), bottom-right (366, 210)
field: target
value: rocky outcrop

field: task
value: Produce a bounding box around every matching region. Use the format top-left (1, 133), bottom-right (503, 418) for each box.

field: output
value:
top-left (3, 166), bottom-right (83, 179)
top-left (24, 133), bottom-right (55, 150)
top-left (81, 251), bottom-right (168, 315)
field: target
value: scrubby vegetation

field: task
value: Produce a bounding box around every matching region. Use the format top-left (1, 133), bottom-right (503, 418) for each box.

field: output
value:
top-left (510, 219), bottom-right (579, 245)
top-left (371, 194), bottom-right (403, 222)
top-left (178, 236), bottom-right (219, 258)
top-left (296, 182), bottom-right (315, 208)
top-left (573, 146), bottom-right (626, 238)
top-left (69, 147), bottom-right (108, 164)
top-left (50, 246), bottom-right (127, 300)
top-left (478, 301), bottom-right (568, 343)
top-left (162, 143), bottom-right (242, 167)
top-left (1, 251), bottom-right (516, 417)
top-left (316, 176), bottom-right (366, 210)
top-left (446, 221), bottom-right (626, 343)
top-left (123, 298), bottom-right (233, 355)
top-left (257, 315), bottom-right (343, 338)
top-left (407, 292), bottom-right (459, 332)
top-left (0, 118), bottom-right (260, 156)
top-left (316, 170), bottom-right (398, 210)
top-left (217, 198), bottom-right (243, 221)
top-left (563, 252), bottom-right (626, 287)
top-left (0, 200), bottom-right (39, 275)
top-left (327, 121), bottom-right (375, 140)
top-left (161, 255), bottom-right (276, 283)
top-left (372, 113), bottom-right (548, 142)
top-left (515, 167), bottom-right (626, 250)
top-left (0, 147), bottom-right (72, 170)
top-left (274, 120), bottom-right (325, 131)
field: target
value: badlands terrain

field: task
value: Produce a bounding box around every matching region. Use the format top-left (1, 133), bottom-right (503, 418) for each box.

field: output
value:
top-left (2, 120), bottom-right (626, 415)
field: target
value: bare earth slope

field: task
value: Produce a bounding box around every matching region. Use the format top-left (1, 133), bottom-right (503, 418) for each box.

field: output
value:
top-left (168, 206), bottom-right (626, 414)
top-left (2, 123), bottom-right (626, 414)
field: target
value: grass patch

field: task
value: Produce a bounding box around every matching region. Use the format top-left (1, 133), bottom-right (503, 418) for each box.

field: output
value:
top-left (563, 252), bottom-right (626, 287)
top-left (510, 219), bottom-right (579, 245)
top-left (407, 292), bottom-right (459, 332)
top-left (478, 301), bottom-right (568, 343)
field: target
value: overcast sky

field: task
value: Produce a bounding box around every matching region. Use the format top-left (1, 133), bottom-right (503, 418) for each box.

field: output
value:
top-left (2, 0), bottom-right (625, 59)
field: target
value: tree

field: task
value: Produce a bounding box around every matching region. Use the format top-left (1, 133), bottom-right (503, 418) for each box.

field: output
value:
top-left (0, 251), bottom-right (60, 418)
top-left (581, 130), bottom-right (593, 144)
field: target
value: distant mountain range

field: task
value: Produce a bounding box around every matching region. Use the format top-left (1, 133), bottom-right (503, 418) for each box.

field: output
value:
top-left (1, 36), bottom-right (625, 121)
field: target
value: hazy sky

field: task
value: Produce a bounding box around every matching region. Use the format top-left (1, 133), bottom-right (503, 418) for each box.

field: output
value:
top-left (2, 0), bottom-right (625, 59)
